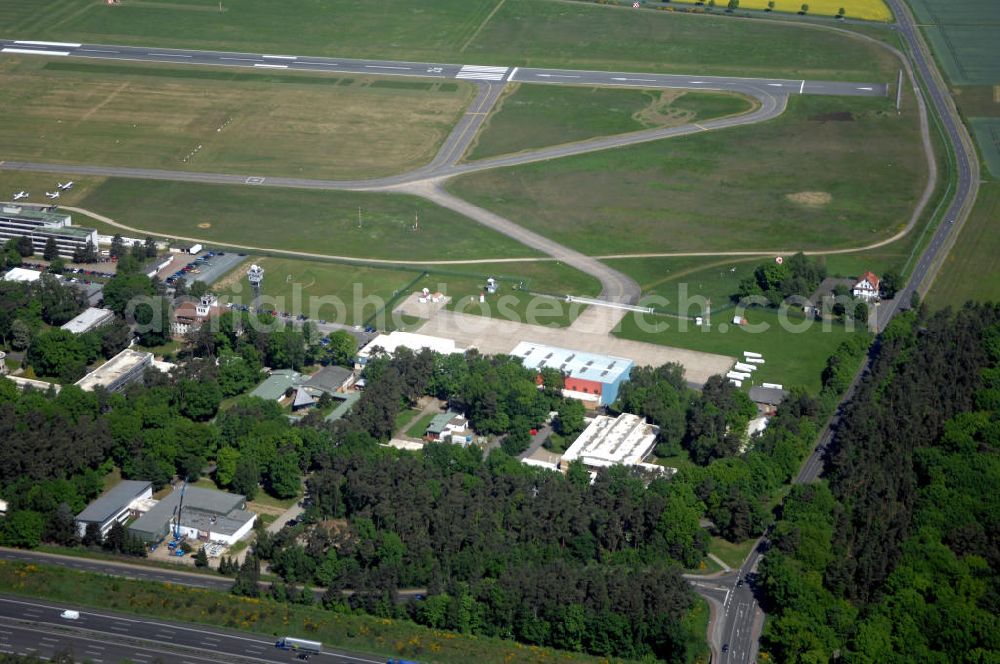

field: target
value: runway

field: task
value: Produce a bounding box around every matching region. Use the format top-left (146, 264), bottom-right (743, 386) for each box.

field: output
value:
top-left (0, 38), bottom-right (888, 98)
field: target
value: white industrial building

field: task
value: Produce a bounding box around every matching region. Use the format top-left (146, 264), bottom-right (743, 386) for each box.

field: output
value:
top-left (2, 267), bottom-right (42, 283)
top-left (74, 480), bottom-right (154, 537)
top-left (61, 307), bottom-right (115, 335)
top-left (129, 486), bottom-right (256, 546)
top-left (0, 205), bottom-right (98, 259)
top-left (562, 413), bottom-right (659, 470)
top-left (75, 348), bottom-right (153, 392)
top-left (356, 330), bottom-right (464, 366)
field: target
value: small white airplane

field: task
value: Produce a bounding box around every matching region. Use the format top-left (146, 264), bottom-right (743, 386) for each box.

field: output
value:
top-left (45, 191), bottom-right (60, 199)
top-left (57, 181), bottom-right (74, 191)
top-left (12, 191), bottom-right (28, 201)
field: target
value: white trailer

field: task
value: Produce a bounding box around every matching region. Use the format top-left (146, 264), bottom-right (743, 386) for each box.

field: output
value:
top-left (745, 357), bottom-right (765, 364)
top-left (276, 637), bottom-right (322, 654)
top-left (728, 379), bottom-right (743, 387)
top-left (188, 243), bottom-right (203, 255)
top-left (727, 371), bottom-right (752, 381)
top-left (734, 362), bottom-right (757, 373)
top-left (743, 351), bottom-right (763, 358)
top-left (762, 382), bottom-right (784, 390)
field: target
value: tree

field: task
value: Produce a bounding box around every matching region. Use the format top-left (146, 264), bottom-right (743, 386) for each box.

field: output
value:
top-left (837, 6), bottom-right (845, 16)
top-left (189, 280), bottom-right (208, 299)
top-left (27, 328), bottom-right (95, 381)
top-left (178, 379), bottom-right (222, 421)
top-left (267, 451), bottom-right (301, 499)
top-left (144, 236), bottom-right (158, 258)
top-left (767, 0), bottom-right (775, 8)
top-left (48, 257), bottom-right (65, 274)
top-left (880, 270), bottom-right (901, 299)
top-left (72, 240), bottom-right (98, 264)
top-left (232, 555), bottom-right (261, 597)
top-left (135, 295), bottom-right (172, 347)
top-left (232, 458), bottom-right (260, 500)
top-left (325, 330), bottom-right (358, 366)
top-left (215, 446), bottom-right (240, 487)
top-left (102, 273), bottom-right (154, 315)
top-left (194, 546), bottom-right (209, 568)
top-left (800, 2), bottom-right (809, 12)
top-left (728, 0), bottom-right (738, 8)
top-left (554, 399), bottom-right (586, 439)
top-left (109, 234), bottom-right (126, 259)
top-left (16, 235), bottom-right (34, 258)
top-left (0, 510), bottom-right (44, 548)
top-left (43, 237), bottom-right (60, 261)
top-left (82, 522), bottom-right (103, 547)
top-left (10, 319), bottom-right (32, 351)
top-left (99, 318), bottom-right (132, 358)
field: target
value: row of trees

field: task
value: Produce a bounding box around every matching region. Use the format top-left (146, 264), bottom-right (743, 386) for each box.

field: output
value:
top-left (758, 303), bottom-right (1000, 661)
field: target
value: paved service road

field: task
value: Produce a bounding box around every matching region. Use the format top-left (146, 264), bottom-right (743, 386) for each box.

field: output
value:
top-left (0, 595), bottom-right (383, 663)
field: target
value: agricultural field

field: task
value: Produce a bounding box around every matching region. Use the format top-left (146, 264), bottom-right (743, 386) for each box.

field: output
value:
top-left (0, 57), bottom-right (471, 179)
top-left (63, 177), bottom-right (538, 262)
top-left (0, 0), bottom-right (899, 81)
top-left (904, 0), bottom-right (1000, 86)
top-left (467, 85), bottom-right (754, 160)
top-left (970, 118), bottom-right (1000, 178)
top-left (926, 183), bottom-right (1000, 308)
top-left (663, 0), bottom-right (891, 21)
top-left (615, 307), bottom-right (867, 391)
top-left (450, 93), bottom-right (928, 256)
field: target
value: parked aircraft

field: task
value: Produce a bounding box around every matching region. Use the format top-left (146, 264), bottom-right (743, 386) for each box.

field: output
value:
top-left (12, 191), bottom-right (28, 200)
top-left (57, 181), bottom-right (74, 190)
top-left (45, 191), bottom-right (60, 199)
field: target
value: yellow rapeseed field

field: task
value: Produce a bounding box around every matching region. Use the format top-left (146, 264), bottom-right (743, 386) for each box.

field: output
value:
top-left (664, 0), bottom-right (892, 21)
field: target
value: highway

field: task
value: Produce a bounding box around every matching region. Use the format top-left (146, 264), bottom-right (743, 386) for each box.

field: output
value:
top-left (0, 595), bottom-right (383, 663)
top-left (695, 0), bottom-right (982, 659)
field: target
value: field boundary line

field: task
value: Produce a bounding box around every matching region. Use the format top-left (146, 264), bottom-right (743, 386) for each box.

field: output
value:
top-left (460, 0), bottom-right (507, 53)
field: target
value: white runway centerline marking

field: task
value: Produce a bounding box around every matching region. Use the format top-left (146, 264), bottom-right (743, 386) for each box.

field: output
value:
top-left (366, 64), bottom-right (411, 70)
top-left (253, 63), bottom-right (287, 69)
top-left (262, 54), bottom-right (297, 60)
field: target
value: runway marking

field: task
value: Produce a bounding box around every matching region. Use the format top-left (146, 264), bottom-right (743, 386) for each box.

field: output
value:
top-left (507, 66), bottom-right (519, 81)
top-left (245, 176), bottom-right (266, 185)
top-left (535, 73), bottom-right (579, 79)
top-left (253, 63), bottom-right (287, 69)
top-left (2, 48), bottom-right (69, 56)
top-left (767, 83), bottom-right (784, 87)
top-left (220, 56), bottom-right (258, 62)
top-left (689, 81), bottom-right (706, 84)
top-left (262, 54), bottom-right (296, 60)
top-left (858, 86), bottom-right (874, 91)
top-left (150, 53), bottom-right (191, 58)
top-left (457, 64), bottom-right (508, 81)
top-left (694, 123), bottom-right (709, 131)
top-left (14, 40), bottom-right (81, 48)
top-left (799, 80), bottom-right (805, 94)
top-left (366, 64), bottom-right (410, 70)
top-left (80, 48), bottom-right (119, 53)
top-left (611, 77), bottom-right (656, 82)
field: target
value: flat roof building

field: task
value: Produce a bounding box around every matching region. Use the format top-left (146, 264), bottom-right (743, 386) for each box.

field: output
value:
top-left (562, 413), bottom-right (658, 470)
top-left (75, 480), bottom-right (153, 537)
top-left (0, 205), bottom-right (98, 259)
top-left (510, 341), bottom-right (634, 406)
top-left (75, 348), bottom-right (152, 392)
top-left (61, 307), bottom-right (115, 335)
top-left (129, 485), bottom-right (255, 546)
top-left (356, 331), bottom-right (464, 366)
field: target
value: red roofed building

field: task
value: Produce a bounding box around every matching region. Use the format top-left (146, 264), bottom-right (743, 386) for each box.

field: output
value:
top-left (172, 294), bottom-right (224, 335)
top-left (852, 271), bottom-right (880, 302)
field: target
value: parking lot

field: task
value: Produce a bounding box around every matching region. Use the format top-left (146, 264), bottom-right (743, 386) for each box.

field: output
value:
top-left (161, 250), bottom-right (247, 289)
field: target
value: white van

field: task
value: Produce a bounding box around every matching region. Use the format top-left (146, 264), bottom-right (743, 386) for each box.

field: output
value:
top-left (59, 610), bottom-right (80, 620)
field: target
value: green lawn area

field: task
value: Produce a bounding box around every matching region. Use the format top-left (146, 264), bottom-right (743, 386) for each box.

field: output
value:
top-left (426, 261), bottom-right (601, 327)
top-left (606, 256), bottom-right (763, 317)
top-left (709, 536), bottom-right (759, 569)
top-left (467, 85), bottom-right (753, 160)
top-left (406, 412), bottom-right (439, 439)
top-left (0, 57), bottom-right (472, 180)
top-left (213, 257), bottom-right (601, 328)
top-left (64, 177), bottom-right (538, 262)
top-left (394, 407), bottom-right (422, 435)
top-left (450, 94), bottom-right (927, 256)
top-left (0, 0), bottom-right (898, 81)
top-left (927, 183), bottom-right (1000, 307)
top-left (615, 308), bottom-right (868, 392)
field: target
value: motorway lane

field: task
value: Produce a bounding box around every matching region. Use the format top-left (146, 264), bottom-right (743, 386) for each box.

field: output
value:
top-left (0, 596), bottom-right (383, 664)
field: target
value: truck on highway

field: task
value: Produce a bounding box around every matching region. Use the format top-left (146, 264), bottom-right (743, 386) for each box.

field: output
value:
top-left (276, 637), bottom-right (322, 655)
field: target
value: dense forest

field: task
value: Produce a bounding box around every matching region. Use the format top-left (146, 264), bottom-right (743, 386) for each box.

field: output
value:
top-left (759, 303), bottom-right (1000, 662)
